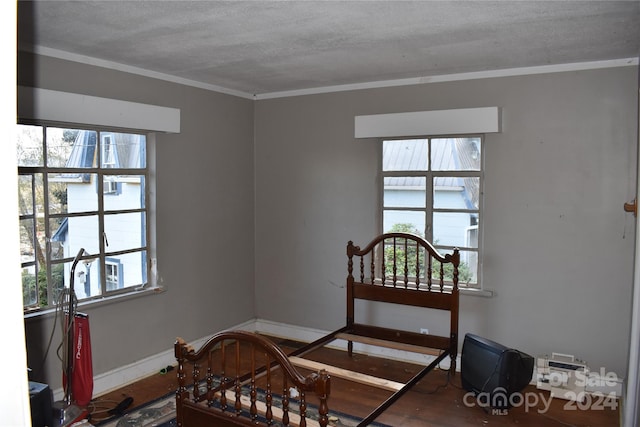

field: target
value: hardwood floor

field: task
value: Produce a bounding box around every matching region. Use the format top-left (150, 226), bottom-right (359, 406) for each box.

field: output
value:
top-left (89, 336), bottom-right (620, 426)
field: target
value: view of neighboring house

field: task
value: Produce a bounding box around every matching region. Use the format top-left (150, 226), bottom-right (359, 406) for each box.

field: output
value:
top-left (50, 130), bottom-right (147, 298)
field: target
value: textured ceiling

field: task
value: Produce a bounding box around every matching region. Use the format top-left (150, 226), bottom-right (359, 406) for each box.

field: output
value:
top-left (17, 1), bottom-right (640, 98)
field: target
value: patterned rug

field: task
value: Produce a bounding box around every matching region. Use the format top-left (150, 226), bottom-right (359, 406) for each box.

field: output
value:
top-left (95, 386), bottom-right (391, 427)
top-left (95, 393), bottom-right (176, 427)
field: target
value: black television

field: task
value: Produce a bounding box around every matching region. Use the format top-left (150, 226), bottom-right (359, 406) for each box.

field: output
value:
top-left (461, 333), bottom-right (534, 409)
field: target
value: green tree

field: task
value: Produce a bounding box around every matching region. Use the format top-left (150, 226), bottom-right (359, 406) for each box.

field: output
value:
top-left (384, 224), bottom-right (473, 284)
top-left (18, 126), bottom-right (73, 308)
top-left (22, 263), bottom-right (64, 308)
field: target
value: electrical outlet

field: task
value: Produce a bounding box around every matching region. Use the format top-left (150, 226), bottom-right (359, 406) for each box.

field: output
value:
top-left (420, 328), bottom-right (429, 335)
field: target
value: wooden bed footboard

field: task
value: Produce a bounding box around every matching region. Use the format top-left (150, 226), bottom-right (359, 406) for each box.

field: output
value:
top-left (174, 330), bottom-right (331, 427)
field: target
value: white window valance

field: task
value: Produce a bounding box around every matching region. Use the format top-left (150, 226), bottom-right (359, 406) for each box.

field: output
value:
top-left (18, 86), bottom-right (181, 133)
top-left (354, 107), bottom-right (500, 138)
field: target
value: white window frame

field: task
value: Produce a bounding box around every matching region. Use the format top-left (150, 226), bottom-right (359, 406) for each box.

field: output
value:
top-left (356, 107), bottom-right (499, 296)
top-left (380, 135), bottom-right (484, 290)
top-left (18, 123), bottom-right (152, 311)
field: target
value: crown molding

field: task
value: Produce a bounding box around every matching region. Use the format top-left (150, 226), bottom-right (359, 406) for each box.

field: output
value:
top-left (19, 44), bottom-right (256, 100)
top-left (256, 57), bottom-right (639, 100)
top-left (20, 44), bottom-right (638, 101)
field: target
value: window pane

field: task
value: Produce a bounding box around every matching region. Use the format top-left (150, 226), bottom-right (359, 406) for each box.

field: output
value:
top-left (383, 210), bottom-right (425, 235)
top-left (100, 132), bottom-right (146, 169)
top-left (74, 256), bottom-right (97, 299)
top-left (103, 175), bottom-right (145, 210)
top-left (22, 268), bottom-right (38, 307)
top-left (433, 212), bottom-right (479, 248)
top-left (19, 218), bottom-right (36, 262)
top-left (47, 128), bottom-right (96, 168)
top-left (103, 250), bottom-right (146, 291)
top-left (431, 137), bottom-right (481, 171)
top-left (56, 215), bottom-right (101, 258)
top-left (429, 251), bottom-right (477, 286)
top-left (104, 212), bottom-right (146, 252)
top-left (48, 263), bottom-right (66, 303)
top-left (23, 263), bottom-right (65, 308)
top-left (383, 139), bottom-right (427, 171)
top-left (383, 176), bottom-right (426, 208)
top-left (20, 214), bottom-right (39, 307)
top-left (19, 214), bottom-right (44, 271)
top-left (17, 124), bottom-right (43, 167)
top-left (49, 218), bottom-right (66, 260)
top-left (124, 250), bottom-right (147, 288)
top-left (49, 172), bottom-right (97, 213)
top-left (49, 175), bottom-right (90, 214)
top-left (18, 174), bottom-right (36, 216)
top-left (458, 249), bottom-right (478, 286)
top-left (58, 257), bottom-right (87, 298)
top-left (434, 176), bottom-right (479, 210)
top-left (35, 217), bottom-right (47, 262)
top-left (105, 262), bottom-right (119, 291)
top-left (47, 177), bottom-right (67, 215)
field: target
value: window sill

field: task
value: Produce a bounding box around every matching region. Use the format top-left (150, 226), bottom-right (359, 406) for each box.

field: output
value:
top-left (23, 285), bottom-right (166, 321)
top-left (460, 287), bottom-right (494, 298)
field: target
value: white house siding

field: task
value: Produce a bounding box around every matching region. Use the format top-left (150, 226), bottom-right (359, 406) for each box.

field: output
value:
top-left (66, 177), bottom-right (144, 298)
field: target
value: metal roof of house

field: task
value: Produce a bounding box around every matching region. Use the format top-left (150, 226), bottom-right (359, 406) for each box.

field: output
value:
top-left (59, 130), bottom-right (145, 171)
top-left (383, 138), bottom-right (480, 210)
top-left (383, 138), bottom-right (468, 187)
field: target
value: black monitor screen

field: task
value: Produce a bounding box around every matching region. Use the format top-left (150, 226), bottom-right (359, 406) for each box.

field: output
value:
top-left (461, 333), bottom-right (534, 408)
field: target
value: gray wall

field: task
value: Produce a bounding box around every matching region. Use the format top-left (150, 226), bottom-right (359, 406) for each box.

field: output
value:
top-left (254, 66), bottom-right (638, 377)
top-left (19, 51), bottom-right (638, 391)
top-left (19, 52), bottom-right (256, 391)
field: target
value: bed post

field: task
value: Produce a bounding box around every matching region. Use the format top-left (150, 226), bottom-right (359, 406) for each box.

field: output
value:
top-left (174, 338), bottom-right (189, 427)
top-left (316, 369), bottom-right (331, 427)
top-left (346, 241), bottom-right (356, 357)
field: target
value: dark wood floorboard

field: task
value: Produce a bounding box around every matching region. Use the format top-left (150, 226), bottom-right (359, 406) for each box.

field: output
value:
top-left (89, 335), bottom-right (620, 426)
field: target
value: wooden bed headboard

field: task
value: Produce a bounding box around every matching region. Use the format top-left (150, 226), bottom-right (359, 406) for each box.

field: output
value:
top-left (345, 232), bottom-right (460, 372)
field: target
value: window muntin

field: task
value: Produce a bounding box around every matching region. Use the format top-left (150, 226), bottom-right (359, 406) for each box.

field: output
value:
top-left (382, 137), bottom-right (483, 288)
top-left (17, 124), bottom-right (149, 310)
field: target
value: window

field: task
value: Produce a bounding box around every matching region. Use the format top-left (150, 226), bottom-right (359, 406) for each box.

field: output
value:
top-left (18, 123), bottom-right (149, 311)
top-left (381, 136), bottom-right (483, 287)
top-left (102, 134), bottom-right (116, 167)
top-left (103, 177), bottom-right (120, 195)
top-left (105, 258), bottom-right (123, 291)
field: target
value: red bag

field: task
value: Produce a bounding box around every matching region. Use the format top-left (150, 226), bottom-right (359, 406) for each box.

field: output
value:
top-left (63, 313), bottom-right (94, 407)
